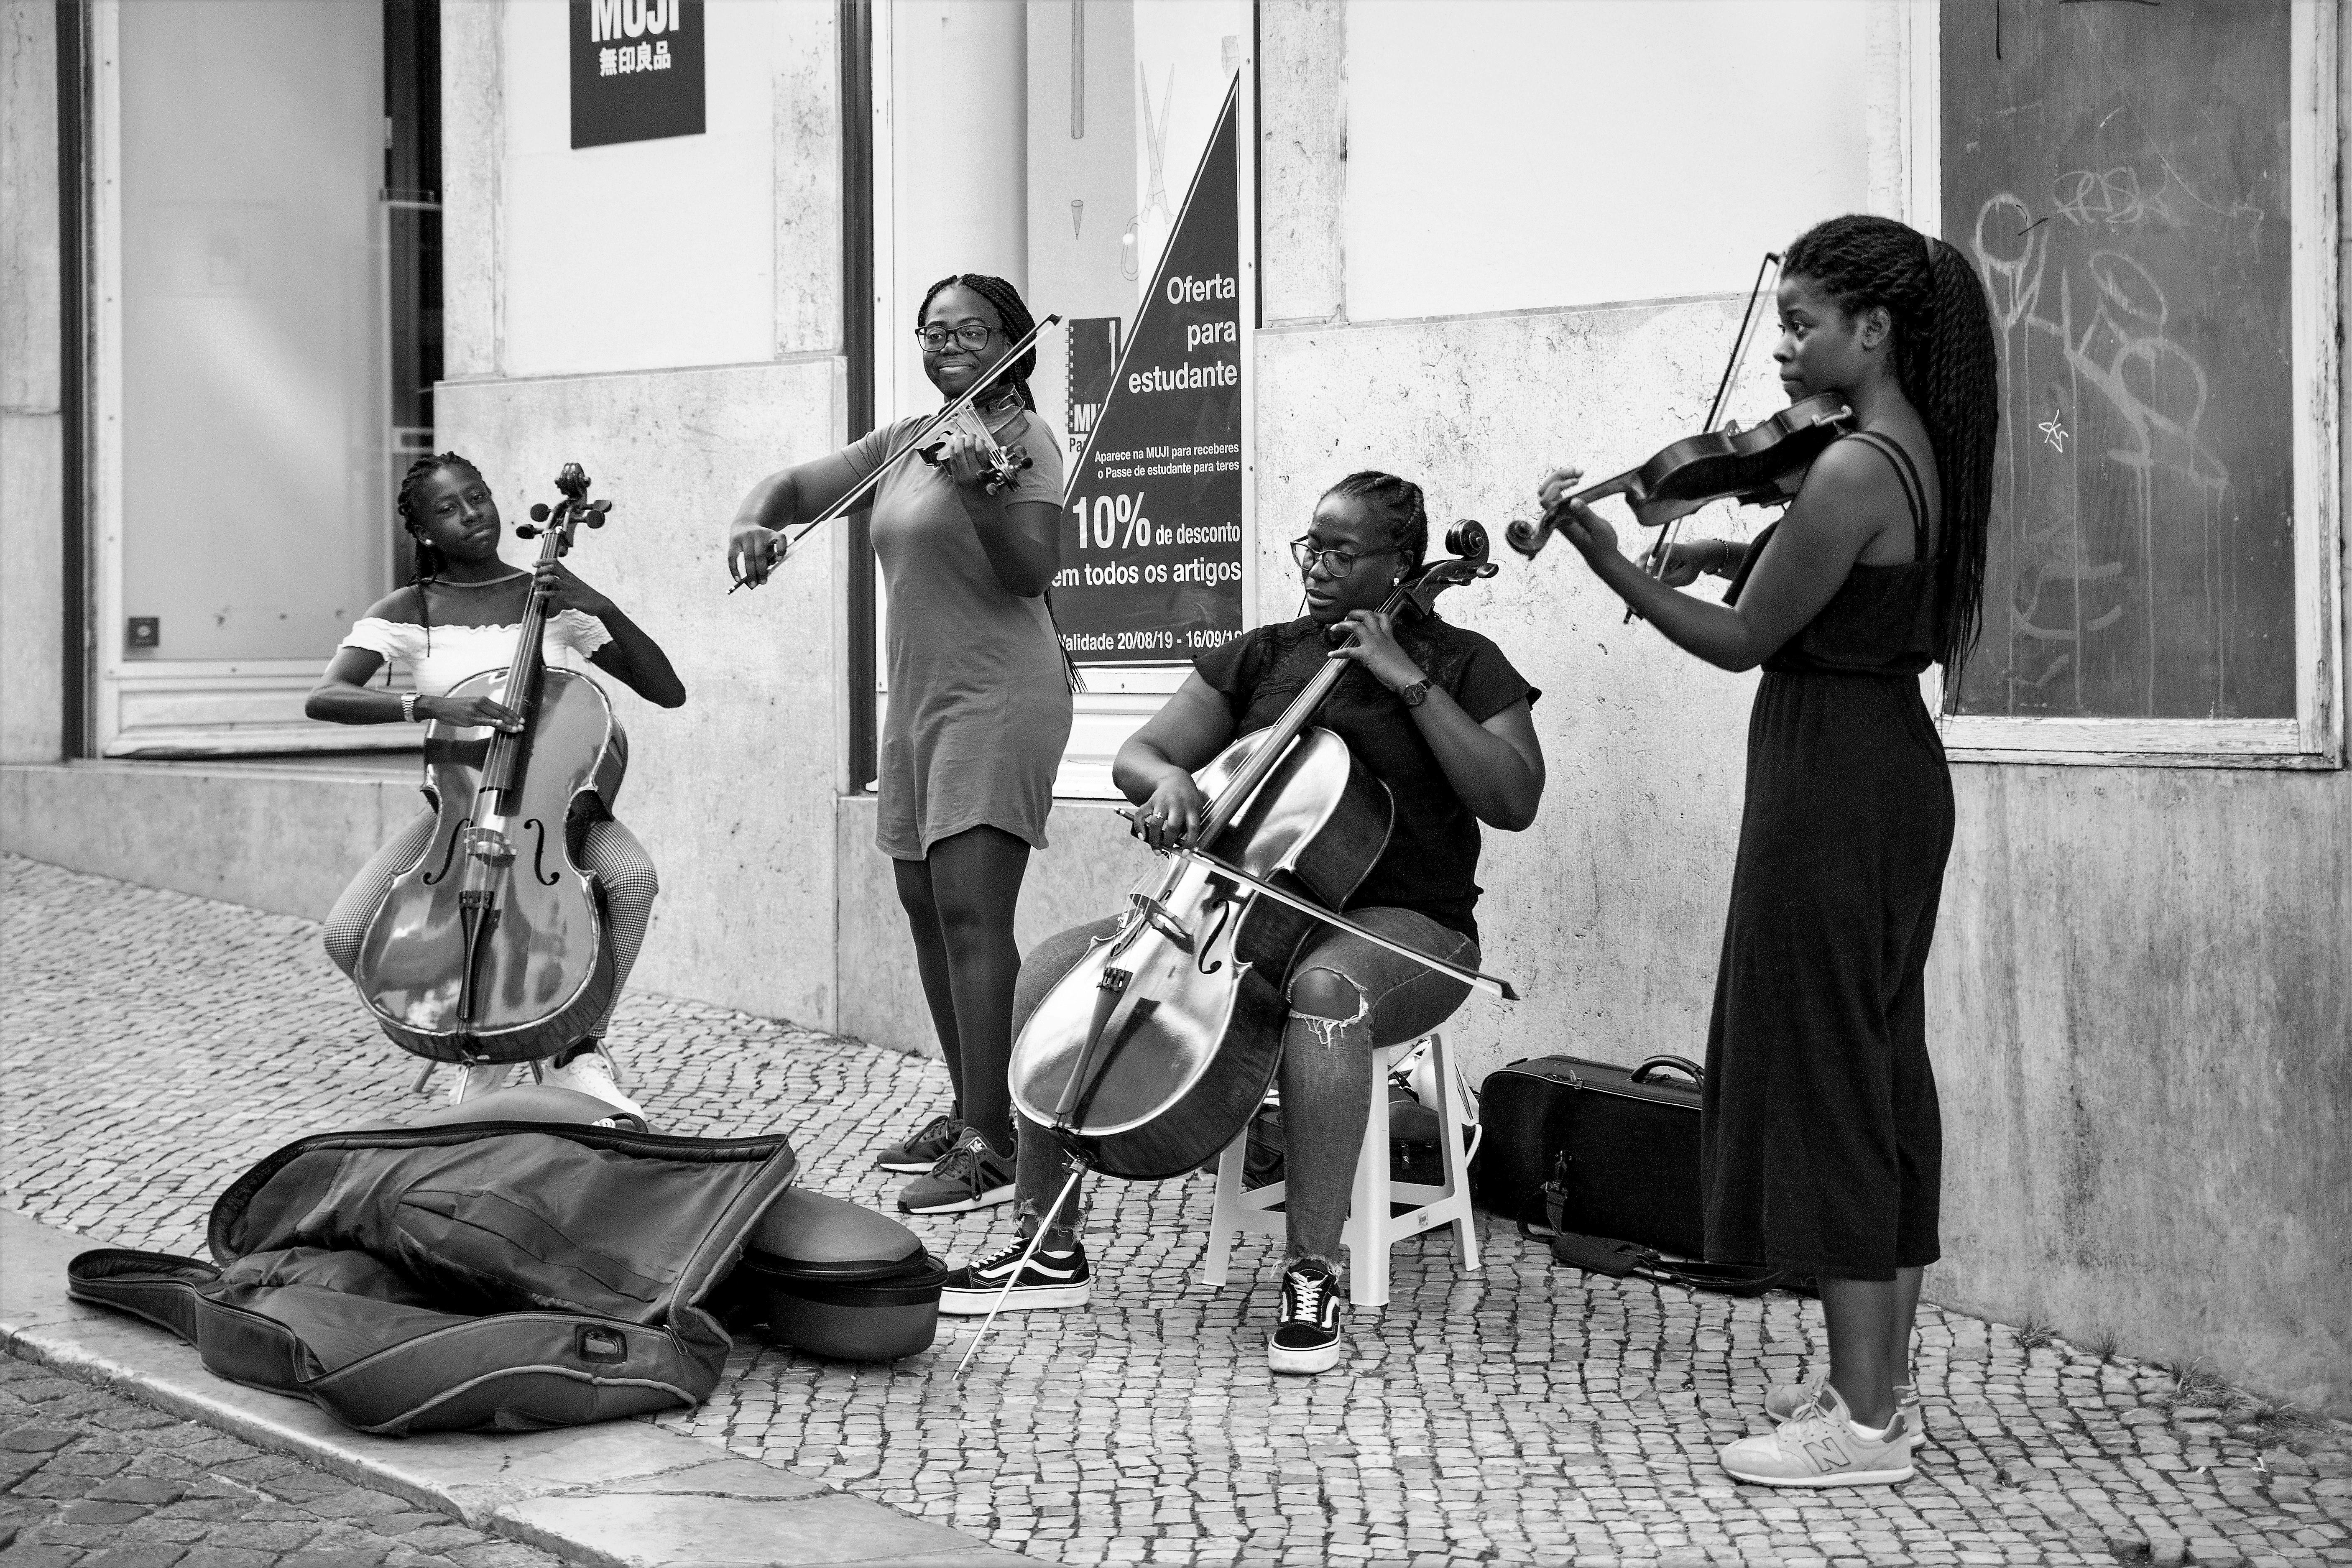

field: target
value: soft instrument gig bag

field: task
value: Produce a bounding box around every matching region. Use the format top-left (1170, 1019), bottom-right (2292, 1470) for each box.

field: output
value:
top-left (1470, 1053), bottom-right (1707, 1258)
top-left (66, 1121), bottom-right (796, 1436)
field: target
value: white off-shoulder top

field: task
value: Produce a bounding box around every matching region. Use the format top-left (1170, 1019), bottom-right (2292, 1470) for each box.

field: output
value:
top-left (338, 610), bottom-right (613, 698)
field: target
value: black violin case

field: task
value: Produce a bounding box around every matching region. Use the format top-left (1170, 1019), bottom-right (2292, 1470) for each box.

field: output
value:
top-left (1470, 1053), bottom-right (1707, 1258)
top-left (718, 1187), bottom-right (947, 1361)
top-left (66, 1121), bottom-right (796, 1435)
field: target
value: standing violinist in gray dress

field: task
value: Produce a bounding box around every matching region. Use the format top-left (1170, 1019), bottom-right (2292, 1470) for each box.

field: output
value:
top-left (729, 274), bottom-right (1070, 1213)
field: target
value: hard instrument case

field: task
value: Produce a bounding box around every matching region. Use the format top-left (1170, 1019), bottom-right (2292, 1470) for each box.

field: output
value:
top-left (719, 1187), bottom-right (946, 1361)
top-left (1470, 1053), bottom-right (1706, 1257)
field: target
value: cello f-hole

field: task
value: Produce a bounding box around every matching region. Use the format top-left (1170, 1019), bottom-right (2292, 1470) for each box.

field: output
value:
top-left (420, 818), bottom-right (471, 886)
top-left (525, 818), bottom-right (559, 886)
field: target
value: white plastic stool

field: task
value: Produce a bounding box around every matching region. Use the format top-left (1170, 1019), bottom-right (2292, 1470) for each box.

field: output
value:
top-left (1199, 1032), bottom-right (1481, 1308)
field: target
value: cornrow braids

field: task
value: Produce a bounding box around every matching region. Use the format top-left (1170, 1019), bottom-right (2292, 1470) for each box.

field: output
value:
top-left (1783, 215), bottom-right (2000, 690)
top-left (918, 273), bottom-right (1039, 410)
top-left (394, 451), bottom-right (483, 655)
top-left (1323, 470), bottom-right (1430, 577)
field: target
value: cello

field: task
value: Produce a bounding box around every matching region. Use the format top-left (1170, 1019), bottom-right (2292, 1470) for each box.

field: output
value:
top-left (352, 464), bottom-right (628, 1065)
top-left (1005, 522), bottom-right (1519, 1183)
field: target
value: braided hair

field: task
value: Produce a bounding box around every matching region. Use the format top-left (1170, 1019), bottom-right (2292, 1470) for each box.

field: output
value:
top-left (1783, 215), bottom-right (2000, 690)
top-left (394, 451), bottom-right (484, 653)
top-left (1322, 471), bottom-right (1430, 577)
top-left (918, 273), bottom-right (1039, 410)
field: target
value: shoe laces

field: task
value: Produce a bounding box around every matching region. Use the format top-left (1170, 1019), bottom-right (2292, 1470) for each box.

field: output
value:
top-left (933, 1136), bottom-right (1004, 1186)
top-left (907, 1112), bottom-right (957, 1148)
top-left (1281, 1266), bottom-right (1336, 1325)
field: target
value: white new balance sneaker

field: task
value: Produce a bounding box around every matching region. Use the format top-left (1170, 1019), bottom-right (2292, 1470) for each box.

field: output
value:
top-left (1721, 1383), bottom-right (1916, 1487)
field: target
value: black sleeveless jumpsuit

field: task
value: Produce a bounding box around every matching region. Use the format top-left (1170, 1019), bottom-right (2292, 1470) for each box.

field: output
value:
top-left (1703, 430), bottom-right (1955, 1282)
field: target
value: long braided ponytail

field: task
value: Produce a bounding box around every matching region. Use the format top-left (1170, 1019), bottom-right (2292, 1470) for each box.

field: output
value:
top-left (1783, 215), bottom-right (2000, 691)
top-left (394, 452), bottom-right (483, 655)
top-left (918, 273), bottom-right (1039, 410)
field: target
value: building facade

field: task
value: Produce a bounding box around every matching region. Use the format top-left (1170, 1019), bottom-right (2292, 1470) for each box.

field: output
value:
top-left (2, 0), bottom-right (2345, 1413)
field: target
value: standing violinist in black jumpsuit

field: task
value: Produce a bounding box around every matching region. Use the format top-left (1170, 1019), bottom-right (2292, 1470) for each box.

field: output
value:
top-left (1543, 215), bottom-right (2000, 1488)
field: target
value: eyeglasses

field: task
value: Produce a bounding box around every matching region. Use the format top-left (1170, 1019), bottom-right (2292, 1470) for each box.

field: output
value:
top-left (914, 322), bottom-right (997, 353)
top-left (1290, 537), bottom-right (1399, 577)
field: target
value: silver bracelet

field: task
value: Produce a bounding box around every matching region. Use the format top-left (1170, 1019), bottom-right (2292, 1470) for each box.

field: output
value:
top-left (401, 691), bottom-right (420, 723)
top-left (1712, 539), bottom-right (1740, 578)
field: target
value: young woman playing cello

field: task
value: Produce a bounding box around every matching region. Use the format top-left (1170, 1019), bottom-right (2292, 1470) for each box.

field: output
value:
top-left (309, 453), bottom-right (686, 1120)
top-left (936, 472), bottom-right (1546, 1376)
top-left (1542, 215), bottom-right (1998, 1486)
top-left (727, 274), bottom-right (1070, 1215)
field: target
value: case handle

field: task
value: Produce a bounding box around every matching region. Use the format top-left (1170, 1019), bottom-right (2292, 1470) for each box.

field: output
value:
top-left (1629, 1055), bottom-right (1703, 1088)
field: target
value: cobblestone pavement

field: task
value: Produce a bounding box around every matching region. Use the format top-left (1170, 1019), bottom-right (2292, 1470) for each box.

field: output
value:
top-left (4, 853), bottom-right (2349, 1568)
top-left (0, 1356), bottom-right (573, 1568)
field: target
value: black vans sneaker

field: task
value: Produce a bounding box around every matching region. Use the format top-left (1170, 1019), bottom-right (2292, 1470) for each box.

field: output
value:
top-left (896, 1129), bottom-right (1016, 1214)
top-left (875, 1112), bottom-right (964, 1174)
top-left (1267, 1259), bottom-right (1345, 1374)
top-left (939, 1236), bottom-right (1093, 1315)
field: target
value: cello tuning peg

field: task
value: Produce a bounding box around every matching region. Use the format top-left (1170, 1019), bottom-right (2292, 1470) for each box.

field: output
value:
top-left (584, 515), bottom-right (603, 529)
top-left (529, 503), bottom-right (552, 522)
top-left (516, 524), bottom-right (541, 539)
top-left (589, 499), bottom-right (612, 513)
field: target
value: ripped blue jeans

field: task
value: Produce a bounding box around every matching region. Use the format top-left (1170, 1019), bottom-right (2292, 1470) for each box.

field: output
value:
top-left (1009, 907), bottom-right (1476, 1271)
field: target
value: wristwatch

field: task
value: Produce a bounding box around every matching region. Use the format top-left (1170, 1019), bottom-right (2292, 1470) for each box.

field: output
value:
top-left (1397, 677), bottom-right (1433, 709)
top-left (401, 691), bottom-right (421, 722)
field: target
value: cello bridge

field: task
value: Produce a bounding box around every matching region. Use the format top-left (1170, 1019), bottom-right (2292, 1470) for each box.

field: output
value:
top-left (1127, 892), bottom-right (1195, 953)
top-left (462, 825), bottom-right (516, 868)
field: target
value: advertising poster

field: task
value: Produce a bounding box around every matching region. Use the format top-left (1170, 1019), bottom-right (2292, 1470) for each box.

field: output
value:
top-left (1026, 5), bottom-right (1252, 669)
top-left (569, 0), bottom-right (705, 150)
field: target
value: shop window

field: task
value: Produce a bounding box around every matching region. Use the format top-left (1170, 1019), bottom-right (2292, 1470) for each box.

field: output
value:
top-left (1918, 0), bottom-right (2340, 766)
top-left (862, 0), bottom-right (1254, 799)
top-left (90, 0), bottom-right (440, 756)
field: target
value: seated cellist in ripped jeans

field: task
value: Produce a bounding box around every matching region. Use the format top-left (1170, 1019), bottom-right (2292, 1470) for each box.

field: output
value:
top-left (938, 471), bottom-right (1546, 1375)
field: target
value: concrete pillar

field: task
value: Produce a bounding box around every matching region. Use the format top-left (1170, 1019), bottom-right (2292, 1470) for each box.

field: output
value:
top-left (1, 0), bottom-right (65, 764)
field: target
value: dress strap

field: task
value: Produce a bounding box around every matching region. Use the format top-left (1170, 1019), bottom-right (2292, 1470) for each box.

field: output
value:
top-left (1840, 430), bottom-right (1932, 562)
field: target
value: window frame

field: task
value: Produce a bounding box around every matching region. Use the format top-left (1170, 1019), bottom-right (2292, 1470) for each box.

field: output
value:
top-left (1899, 0), bottom-right (2344, 770)
top-left (84, 0), bottom-right (435, 759)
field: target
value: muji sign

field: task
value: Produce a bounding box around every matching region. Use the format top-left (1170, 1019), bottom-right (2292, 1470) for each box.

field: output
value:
top-left (569, 0), bottom-right (705, 150)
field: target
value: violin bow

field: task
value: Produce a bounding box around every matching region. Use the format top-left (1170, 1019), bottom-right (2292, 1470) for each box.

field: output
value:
top-left (730, 313), bottom-right (1065, 592)
top-left (1624, 250), bottom-right (1783, 625)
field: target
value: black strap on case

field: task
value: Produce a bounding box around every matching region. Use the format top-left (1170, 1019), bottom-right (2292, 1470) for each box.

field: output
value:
top-left (1519, 1179), bottom-right (1784, 1298)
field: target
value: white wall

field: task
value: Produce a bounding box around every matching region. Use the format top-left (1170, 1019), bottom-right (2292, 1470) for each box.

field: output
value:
top-left (1343, 0), bottom-right (1872, 320)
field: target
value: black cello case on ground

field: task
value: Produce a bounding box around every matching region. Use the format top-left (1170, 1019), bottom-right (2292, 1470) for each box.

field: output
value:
top-left (1470, 1053), bottom-right (1707, 1258)
top-left (66, 1121), bottom-right (795, 1435)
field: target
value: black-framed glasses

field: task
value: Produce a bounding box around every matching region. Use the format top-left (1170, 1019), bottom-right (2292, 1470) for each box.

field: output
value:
top-left (1290, 537), bottom-right (1399, 577)
top-left (914, 322), bottom-right (997, 353)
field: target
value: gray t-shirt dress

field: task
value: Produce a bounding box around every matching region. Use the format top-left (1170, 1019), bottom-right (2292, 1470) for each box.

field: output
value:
top-left (843, 406), bottom-right (1073, 860)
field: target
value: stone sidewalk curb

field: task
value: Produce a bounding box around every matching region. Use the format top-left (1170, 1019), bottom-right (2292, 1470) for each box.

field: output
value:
top-left (0, 1207), bottom-right (1030, 1568)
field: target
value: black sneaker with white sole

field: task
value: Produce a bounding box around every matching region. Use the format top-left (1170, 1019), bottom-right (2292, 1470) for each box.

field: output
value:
top-left (875, 1111), bottom-right (964, 1174)
top-left (1267, 1259), bottom-right (1345, 1374)
top-left (895, 1129), bottom-right (1017, 1214)
top-left (939, 1236), bottom-right (1093, 1315)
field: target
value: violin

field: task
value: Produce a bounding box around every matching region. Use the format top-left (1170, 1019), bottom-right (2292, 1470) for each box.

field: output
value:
top-left (916, 398), bottom-right (1034, 495)
top-left (730, 313), bottom-right (1064, 592)
top-left (1004, 523), bottom-right (1521, 1183)
top-left (1504, 392), bottom-right (1854, 559)
top-left (351, 464), bottom-right (630, 1065)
